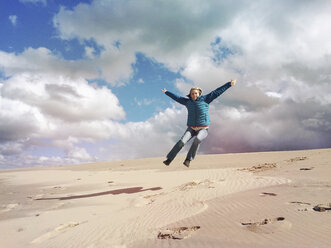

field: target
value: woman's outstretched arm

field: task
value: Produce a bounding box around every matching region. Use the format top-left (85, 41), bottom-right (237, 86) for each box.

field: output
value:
top-left (204, 80), bottom-right (236, 104)
top-left (162, 88), bottom-right (188, 105)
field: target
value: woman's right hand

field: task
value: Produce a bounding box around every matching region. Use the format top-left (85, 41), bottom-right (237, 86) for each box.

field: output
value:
top-left (161, 88), bottom-right (167, 93)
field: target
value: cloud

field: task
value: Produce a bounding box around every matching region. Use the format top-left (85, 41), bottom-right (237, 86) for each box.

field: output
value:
top-left (0, 62), bottom-right (126, 168)
top-left (100, 106), bottom-right (187, 160)
top-left (105, 82), bottom-right (331, 162)
top-left (1, 0), bottom-right (331, 168)
top-left (52, 0), bottom-right (331, 89)
top-left (8, 15), bottom-right (17, 26)
top-left (84, 46), bottom-right (96, 59)
top-left (1, 74), bottom-right (125, 123)
top-left (201, 99), bottom-right (331, 154)
top-left (0, 47), bottom-right (98, 80)
top-left (52, 0), bottom-right (245, 84)
top-left (137, 78), bottom-right (144, 84)
top-left (134, 97), bottom-right (155, 107)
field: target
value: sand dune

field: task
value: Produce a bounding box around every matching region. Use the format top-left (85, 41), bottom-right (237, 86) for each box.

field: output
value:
top-left (0, 148), bottom-right (330, 248)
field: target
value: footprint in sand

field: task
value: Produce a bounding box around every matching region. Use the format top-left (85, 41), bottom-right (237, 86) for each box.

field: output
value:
top-left (241, 217), bottom-right (291, 233)
top-left (157, 226), bottom-right (201, 240)
top-left (286, 157), bottom-right (308, 162)
top-left (313, 203), bottom-right (331, 212)
top-left (178, 179), bottom-right (215, 191)
top-left (31, 222), bottom-right (80, 244)
top-left (289, 201), bottom-right (311, 206)
top-left (290, 202), bottom-right (331, 212)
top-left (289, 201), bottom-right (312, 211)
top-left (260, 192), bottom-right (277, 197)
top-left (239, 163), bottom-right (277, 173)
top-left (300, 167), bottom-right (314, 171)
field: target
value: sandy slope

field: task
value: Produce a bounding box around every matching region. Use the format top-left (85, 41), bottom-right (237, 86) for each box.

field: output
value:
top-left (0, 148), bottom-right (330, 248)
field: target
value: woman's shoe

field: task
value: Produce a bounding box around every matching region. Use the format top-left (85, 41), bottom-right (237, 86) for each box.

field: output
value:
top-left (163, 159), bottom-right (171, 166)
top-left (183, 159), bottom-right (190, 167)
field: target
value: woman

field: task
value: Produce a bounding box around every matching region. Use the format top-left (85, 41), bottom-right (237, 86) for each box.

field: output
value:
top-left (162, 79), bottom-right (236, 167)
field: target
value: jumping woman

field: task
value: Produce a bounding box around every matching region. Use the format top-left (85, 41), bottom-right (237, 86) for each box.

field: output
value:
top-left (162, 79), bottom-right (236, 167)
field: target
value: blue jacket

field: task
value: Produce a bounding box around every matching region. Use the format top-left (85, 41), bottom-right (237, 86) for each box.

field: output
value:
top-left (165, 82), bottom-right (232, 127)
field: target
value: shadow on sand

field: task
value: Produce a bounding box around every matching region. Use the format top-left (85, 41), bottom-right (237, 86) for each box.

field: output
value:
top-left (35, 186), bottom-right (162, 201)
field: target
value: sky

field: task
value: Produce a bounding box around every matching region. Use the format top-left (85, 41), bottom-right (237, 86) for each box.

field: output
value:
top-left (0, 0), bottom-right (331, 169)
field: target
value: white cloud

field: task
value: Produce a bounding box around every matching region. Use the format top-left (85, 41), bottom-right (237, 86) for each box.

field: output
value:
top-left (201, 100), bottom-right (331, 155)
top-left (85, 46), bottom-right (96, 59)
top-left (0, 140), bottom-right (26, 156)
top-left (266, 92), bottom-right (282, 99)
top-left (0, 68), bottom-right (126, 168)
top-left (8, 15), bottom-right (17, 26)
top-left (134, 97), bottom-right (154, 107)
top-left (100, 106), bottom-right (187, 161)
top-left (1, 0), bottom-right (331, 168)
top-left (1, 74), bottom-right (125, 123)
top-left (181, 54), bottom-right (239, 92)
top-left (137, 78), bottom-right (144, 84)
top-left (52, 0), bottom-right (331, 92)
top-left (175, 78), bottom-right (193, 95)
top-left (0, 47), bottom-right (98, 80)
top-left (52, 0), bottom-right (245, 84)
top-left (94, 47), bottom-right (135, 85)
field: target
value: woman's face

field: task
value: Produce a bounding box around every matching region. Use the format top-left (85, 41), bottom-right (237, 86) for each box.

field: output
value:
top-left (190, 90), bottom-right (200, 101)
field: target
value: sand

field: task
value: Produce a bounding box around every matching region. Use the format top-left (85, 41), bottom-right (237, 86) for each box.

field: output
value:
top-left (0, 148), bottom-right (330, 248)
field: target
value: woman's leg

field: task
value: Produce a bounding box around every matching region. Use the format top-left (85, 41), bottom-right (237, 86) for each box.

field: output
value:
top-left (185, 129), bottom-right (208, 162)
top-left (165, 128), bottom-right (193, 163)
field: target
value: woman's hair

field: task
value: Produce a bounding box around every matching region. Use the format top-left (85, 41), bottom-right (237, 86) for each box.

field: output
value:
top-left (190, 87), bottom-right (202, 96)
